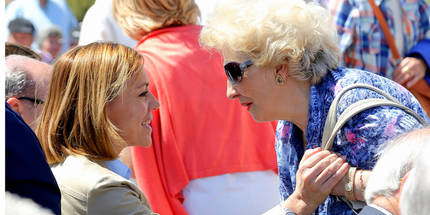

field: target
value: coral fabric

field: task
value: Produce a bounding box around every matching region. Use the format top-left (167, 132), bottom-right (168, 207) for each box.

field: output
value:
top-left (132, 25), bottom-right (278, 215)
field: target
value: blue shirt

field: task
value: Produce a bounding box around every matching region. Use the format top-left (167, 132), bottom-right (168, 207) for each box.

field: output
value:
top-left (5, 0), bottom-right (78, 53)
top-left (276, 67), bottom-right (429, 214)
top-left (105, 159), bottom-right (132, 180)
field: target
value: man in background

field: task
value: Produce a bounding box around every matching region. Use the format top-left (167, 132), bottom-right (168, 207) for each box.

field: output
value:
top-left (359, 128), bottom-right (430, 215)
top-left (5, 55), bottom-right (52, 131)
top-left (7, 17), bottom-right (35, 48)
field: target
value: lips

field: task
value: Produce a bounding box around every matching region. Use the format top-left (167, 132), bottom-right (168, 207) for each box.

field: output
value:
top-left (240, 102), bottom-right (253, 111)
top-left (141, 117), bottom-right (152, 126)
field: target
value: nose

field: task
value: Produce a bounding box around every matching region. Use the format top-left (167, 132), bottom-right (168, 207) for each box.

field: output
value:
top-left (150, 94), bottom-right (160, 111)
top-left (226, 80), bottom-right (240, 100)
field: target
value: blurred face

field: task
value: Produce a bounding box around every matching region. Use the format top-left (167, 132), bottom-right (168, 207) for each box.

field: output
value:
top-left (41, 36), bottom-right (62, 59)
top-left (106, 71), bottom-right (160, 148)
top-left (226, 61), bottom-right (283, 122)
top-left (8, 32), bottom-right (34, 47)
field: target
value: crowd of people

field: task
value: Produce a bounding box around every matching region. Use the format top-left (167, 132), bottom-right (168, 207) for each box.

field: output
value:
top-left (4, 0), bottom-right (430, 215)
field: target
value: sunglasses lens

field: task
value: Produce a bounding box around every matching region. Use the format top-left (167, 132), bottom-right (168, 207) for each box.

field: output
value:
top-left (224, 62), bottom-right (243, 83)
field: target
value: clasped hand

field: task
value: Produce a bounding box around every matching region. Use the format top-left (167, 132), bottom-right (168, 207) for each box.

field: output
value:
top-left (284, 147), bottom-right (349, 215)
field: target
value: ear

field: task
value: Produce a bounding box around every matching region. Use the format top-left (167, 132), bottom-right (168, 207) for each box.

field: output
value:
top-left (7, 97), bottom-right (23, 116)
top-left (395, 170), bottom-right (412, 199)
top-left (274, 64), bottom-right (289, 79)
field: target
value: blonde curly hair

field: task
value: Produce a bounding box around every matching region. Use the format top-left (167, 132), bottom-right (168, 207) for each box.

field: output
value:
top-left (113, 0), bottom-right (200, 40)
top-left (200, 0), bottom-right (340, 84)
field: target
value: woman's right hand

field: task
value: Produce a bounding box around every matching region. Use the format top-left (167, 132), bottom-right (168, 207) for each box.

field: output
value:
top-left (283, 147), bottom-right (349, 215)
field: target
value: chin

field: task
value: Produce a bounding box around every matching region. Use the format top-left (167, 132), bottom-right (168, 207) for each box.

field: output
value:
top-left (140, 136), bottom-right (153, 148)
top-left (128, 136), bottom-right (152, 148)
top-left (249, 112), bottom-right (270, 123)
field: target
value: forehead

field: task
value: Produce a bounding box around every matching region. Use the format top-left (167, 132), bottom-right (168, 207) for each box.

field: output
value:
top-left (129, 69), bottom-right (149, 87)
top-left (220, 49), bottom-right (249, 64)
top-left (10, 32), bottom-right (33, 36)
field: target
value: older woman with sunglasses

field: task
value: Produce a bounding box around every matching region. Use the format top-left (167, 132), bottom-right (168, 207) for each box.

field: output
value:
top-left (200, 0), bottom-right (429, 214)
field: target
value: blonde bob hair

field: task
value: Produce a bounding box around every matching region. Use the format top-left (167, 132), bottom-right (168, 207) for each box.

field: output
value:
top-left (200, 0), bottom-right (340, 84)
top-left (112, 0), bottom-right (200, 40)
top-left (36, 42), bottom-right (144, 164)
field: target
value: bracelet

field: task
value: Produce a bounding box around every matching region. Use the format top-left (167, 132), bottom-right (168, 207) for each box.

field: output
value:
top-left (284, 208), bottom-right (297, 215)
top-left (360, 170), bottom-right (365, 193)
top-left (353, 169), bottom-right (365, 200)
top-left (344, 167), bottom-right (357, 201)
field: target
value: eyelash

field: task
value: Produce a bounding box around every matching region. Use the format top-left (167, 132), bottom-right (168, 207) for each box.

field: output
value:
top-left (140, 91), bottom-right (148, 97)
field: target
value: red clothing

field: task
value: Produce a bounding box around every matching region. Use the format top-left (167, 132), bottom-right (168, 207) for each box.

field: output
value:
top-left (133, 25), bottom-right (277, 215)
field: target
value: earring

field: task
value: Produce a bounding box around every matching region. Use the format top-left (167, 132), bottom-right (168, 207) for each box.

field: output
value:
top-left (276, 74), bottom-right (284, 85)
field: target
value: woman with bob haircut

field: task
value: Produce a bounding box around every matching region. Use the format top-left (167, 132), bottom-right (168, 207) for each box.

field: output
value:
top-left (36, 42), bottom-right (159, 215)
top-left (113, 0), bottom-right (280, 215)
top-left (200, 0), bottom-right (429, 214)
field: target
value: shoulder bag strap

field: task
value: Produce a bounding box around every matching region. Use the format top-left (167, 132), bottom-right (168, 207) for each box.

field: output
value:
top-left (368, 0), bottom-right (401, 61)
top-left (322, 83), bottom-right (428, 150)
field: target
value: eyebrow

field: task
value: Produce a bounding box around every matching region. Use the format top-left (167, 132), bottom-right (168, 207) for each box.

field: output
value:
top-left (136, 82), bottom-right (149, 90)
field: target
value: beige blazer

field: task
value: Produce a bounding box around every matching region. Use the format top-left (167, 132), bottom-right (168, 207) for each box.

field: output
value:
top-left (50, 155), bottom-right (158, 215)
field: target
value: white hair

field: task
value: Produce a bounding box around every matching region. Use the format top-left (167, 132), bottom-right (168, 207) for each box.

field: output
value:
top-left (5, 192), bottom-right (54, 215)
top-left (36, 26), bottom-right (63, 47)
top-left (5, 55), bottom-right (35, 98)
top-left (399, 142), bottom-right (430, 215)
top-left (199, 0), bottom-right (340, 84)
top-left (364, 128), bottom-right (430, 203)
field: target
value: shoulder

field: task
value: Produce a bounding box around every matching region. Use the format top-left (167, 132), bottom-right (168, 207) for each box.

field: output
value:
top-left (358, 205), bottom-right (389, 215)
top-left (6, 104), bottom-right (49, 172)
top-left (52, 156), bottom-right (154, 214)
top-left (323, 68), bottom-right (428, 161)
top-left (331, 67), bottom-right (420, 109)
top-left (51, 155), bottom-right (128, 197)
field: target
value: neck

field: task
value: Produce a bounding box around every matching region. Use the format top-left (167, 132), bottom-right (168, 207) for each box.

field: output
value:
top-left (372, 196), bottom-right (400, 215)
top-left (278, 78), bottom-right (311, 133)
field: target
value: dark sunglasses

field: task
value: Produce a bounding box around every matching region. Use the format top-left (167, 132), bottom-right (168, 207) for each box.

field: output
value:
top-left (224, 60), bottom-right (253, 84)
top-left (18, 97), bottom-right (45, 105)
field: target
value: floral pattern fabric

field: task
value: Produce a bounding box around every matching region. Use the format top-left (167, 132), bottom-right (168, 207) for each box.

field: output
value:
top-left (275, 67), bottom-right (429, 215)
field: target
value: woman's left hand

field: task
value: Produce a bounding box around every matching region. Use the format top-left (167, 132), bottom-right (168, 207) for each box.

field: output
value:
top-left (393, 57), bottom-right (427, 88)
top-left (284, 148), bottom-right (349, 214)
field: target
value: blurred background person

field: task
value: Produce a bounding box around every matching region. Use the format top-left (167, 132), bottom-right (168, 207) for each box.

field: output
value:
top-left (200, 0), bottom-right (429, 213)
top-left (7, 17), bottom-right (35, 48)
top-left (360, 128), bottom-right (430, 215)
top-left (113, 0), bottom-right (280, 214)
top-left (69, 25), bottom-right (80, 49)
top-left (5, 55), bottom-right (52, 131)
top-left (36, 26), bottom-right (63, 64)
top-left (399, 129), bottom-right (430, 215)
top-left (78, 0), bottom-right (137, 48)
top-left (5, 0), bottom-right (78, 53)
top-left (322, 0), bottom-right (430, 114)
top-left (37, 42), bottom-right (159, 215)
